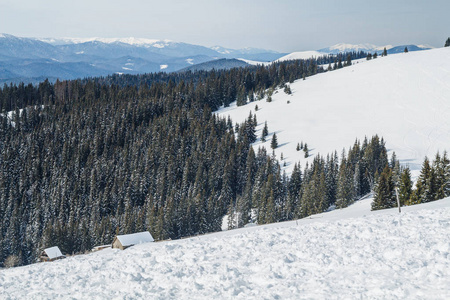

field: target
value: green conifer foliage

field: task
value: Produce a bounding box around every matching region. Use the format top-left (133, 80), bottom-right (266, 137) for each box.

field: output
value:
top-left (372, 166), bottom-right (396, 210)
top-left (398, 167), bottom-right (412, 206)
top-left (261, 121), bottom-right (269, 142)
top-left (270, 133), bottom-right (278, 149)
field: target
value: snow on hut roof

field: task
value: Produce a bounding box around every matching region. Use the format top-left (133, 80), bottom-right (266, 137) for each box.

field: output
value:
top-left (43, 246), bottom-right (64, 259)
top-left (116, 231), bottom-right (154, 247)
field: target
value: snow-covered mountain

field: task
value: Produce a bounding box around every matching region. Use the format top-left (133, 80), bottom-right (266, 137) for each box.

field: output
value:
top-left (1, 195), bottom-right (449, 298)
top-left (0, 34), bottom-right (284, 83)
top-left (218, 47), bottom-right (450, 177)
top-left (318, 42), bottom-right (433, 54)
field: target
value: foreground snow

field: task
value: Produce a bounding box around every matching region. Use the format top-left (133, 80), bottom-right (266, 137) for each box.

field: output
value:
top-left (1, 198), bottom-right (449, 299)
top-left (218, 47), bottom-right (450, 175)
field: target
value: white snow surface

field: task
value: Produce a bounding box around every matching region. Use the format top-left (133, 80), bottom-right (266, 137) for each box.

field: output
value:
top-left (160, 64), bottom-right (168, 70)
top-left (218, 47), bottom-right (450, 175)
top-left (116, 231), bottom-right (154, 247)
top-left (237, 58), bottom-right (272, 66)
top-left (42, 247), bottom-right (64, 260)
top-left (1, 197), bottom-right (449, 299)
top-left (276, 51), bottom-right (325, 61)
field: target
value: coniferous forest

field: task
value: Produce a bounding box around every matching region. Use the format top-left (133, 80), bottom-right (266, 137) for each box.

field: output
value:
top-left (0, 53), bottom-right (447, 267)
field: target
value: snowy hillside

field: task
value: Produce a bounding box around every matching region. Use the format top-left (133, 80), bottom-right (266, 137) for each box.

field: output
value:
top-left (1, 197), bottom-right (449, 299)
top-left (276, 50), bottom-right (325, 61)
top-left (218, 47), bottom-right (450, 176)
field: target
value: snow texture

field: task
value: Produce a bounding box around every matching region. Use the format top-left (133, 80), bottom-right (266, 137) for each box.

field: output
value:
top-left (116, 232), bottom-right (154, 247)
top-left (218, 47), bottom-right (450, 176)
top-left (42, 247), bottom-right (64, 260)
top-left (237, 58), bottom-right (272, 66)
top-left (1, 197), bottom-right (449, 299)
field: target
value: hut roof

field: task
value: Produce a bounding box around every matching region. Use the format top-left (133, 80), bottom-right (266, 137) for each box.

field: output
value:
top-left (43, 246), bottom-right (64, 259)
top-left (116, 231), bottom-right (154, 247)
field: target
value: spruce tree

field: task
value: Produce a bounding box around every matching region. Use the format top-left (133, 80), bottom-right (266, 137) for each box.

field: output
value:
top-left (416, 157), bottom-right (435, 203)
top-left (346, 54), bottom-right (352, 67)
top-left (303, 143), bottom-right (309, 158)
top-left (337, 58), bottom-right (343, 69)
top-left (261, 121), bottom-right (269, 142)
top-left (404, 47), bottom-right (408, 53)
top-left (336, 157), bottom-right (355, 208)
top-left (372, 166), bottom-right (396, 210)
top-left (398, 167), bottom-right (412, 206)
top-left (445, 38), bottom-right (450, 47)
top-left (382, 47), bottom-right (388, 56)
top-left (270, 133), bottom-right (278, 149)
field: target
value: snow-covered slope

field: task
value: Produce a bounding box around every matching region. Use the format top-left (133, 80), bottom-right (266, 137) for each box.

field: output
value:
top-left (276, 50), bottom-right (325, 61)
top-left (218, 47), bottom-right (450, 176)
top-left (1, 197), bottom-right (449, 299)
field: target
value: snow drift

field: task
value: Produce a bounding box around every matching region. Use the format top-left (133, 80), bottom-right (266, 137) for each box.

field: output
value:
top-left (1, 197), bottom-right (449, 299)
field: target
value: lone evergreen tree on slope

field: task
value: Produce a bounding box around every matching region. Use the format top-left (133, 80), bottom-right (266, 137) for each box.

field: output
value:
top-left (445, 37), bottom-right (450, 47)
top-left (271, 133), bottom-right (278, 149)
top-left (261, 121), bottom-right (269, 142)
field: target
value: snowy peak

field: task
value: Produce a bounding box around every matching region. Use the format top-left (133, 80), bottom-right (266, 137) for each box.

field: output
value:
top-left (211, 45), bottom-right (280, 55)
top-left (38, 37), bottom-right (173, 48)
top-left (318, 43), bottom-right (392, 54)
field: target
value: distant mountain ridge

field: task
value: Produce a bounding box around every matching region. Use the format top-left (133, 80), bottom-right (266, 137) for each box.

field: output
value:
top-left (318, 42), bottom-right (433, 54)
top-left (0, 34), bottom-right (284, 84)
top-left (0, 34), bottom-right (436, 84)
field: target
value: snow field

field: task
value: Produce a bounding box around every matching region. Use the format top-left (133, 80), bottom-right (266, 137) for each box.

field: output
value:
top-left (1, 197), bottom-right (449, 299)
top-left (218, 47), bottom-right (450, 176)
top-left (276, 50), bottom-right (325, 62)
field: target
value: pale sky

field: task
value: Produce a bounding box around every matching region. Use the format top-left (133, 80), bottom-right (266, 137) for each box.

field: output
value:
top-left (1, 0), bottom-right (449, 52)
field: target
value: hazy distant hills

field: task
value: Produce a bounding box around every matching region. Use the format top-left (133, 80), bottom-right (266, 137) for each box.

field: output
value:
top-left (0, 34), bottom-right (284, 84)
top-left (0, 34), bottom-right (434, 84)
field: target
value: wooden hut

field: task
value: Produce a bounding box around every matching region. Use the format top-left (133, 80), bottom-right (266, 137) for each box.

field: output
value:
top-left (40, 246), bottom-right (66, 262)
top-left (112, 231), bottom-right (154, 250)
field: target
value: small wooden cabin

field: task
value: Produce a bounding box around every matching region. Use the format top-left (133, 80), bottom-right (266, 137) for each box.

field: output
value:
top-left (112, 231), bottom-right (154, 250)
top-left (40, 246), bottom-right (66, 262)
